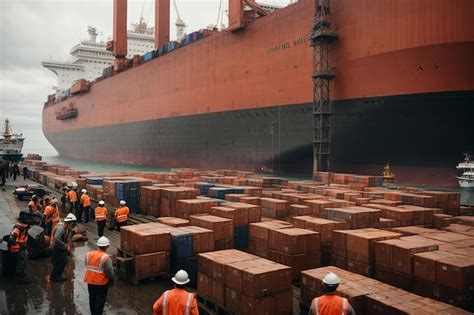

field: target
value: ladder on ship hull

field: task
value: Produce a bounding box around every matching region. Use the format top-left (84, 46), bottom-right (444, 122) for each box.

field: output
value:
top-left (311, 0), bottom-right (338, 173)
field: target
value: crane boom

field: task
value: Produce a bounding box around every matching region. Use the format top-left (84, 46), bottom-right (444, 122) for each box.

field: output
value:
top-left (173, 0), bottom-right (181, 21)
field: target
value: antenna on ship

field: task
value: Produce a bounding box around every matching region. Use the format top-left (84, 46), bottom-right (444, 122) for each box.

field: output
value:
top-left (3, 119), bottom-right (12, 140)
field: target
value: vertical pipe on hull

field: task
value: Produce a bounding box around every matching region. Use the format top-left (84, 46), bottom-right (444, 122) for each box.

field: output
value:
top-left (228, 0), bottom-right (244, 31)
top-left (113, 0), bottom-right (128, 58)
top-left (155, 0), bottom-right (170, 48)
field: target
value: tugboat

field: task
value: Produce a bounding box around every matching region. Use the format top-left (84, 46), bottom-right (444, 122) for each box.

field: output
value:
top-left (0, 119), bottom-right (24, 162)
top-left (456, 153), bottom-right (474, 188)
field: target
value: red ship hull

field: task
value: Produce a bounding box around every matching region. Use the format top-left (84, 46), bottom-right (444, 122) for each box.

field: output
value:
top-left (42, 0), bottom-right (474, 186)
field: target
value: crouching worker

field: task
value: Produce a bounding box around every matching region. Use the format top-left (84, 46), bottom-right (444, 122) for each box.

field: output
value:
top-left (50, 213), bottom-right (76, 282)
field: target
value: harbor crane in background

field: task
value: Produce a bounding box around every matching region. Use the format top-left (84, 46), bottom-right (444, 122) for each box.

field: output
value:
top-left (173, 0), bottom-right (187, 42)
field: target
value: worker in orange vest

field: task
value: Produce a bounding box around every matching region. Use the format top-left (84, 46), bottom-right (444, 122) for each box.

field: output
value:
top-left (68, 187), bottom-right (78, 213)
top-left (95, 200), bottom-right (108, 237)
top-left (84, 236), bottom-right (115, 315)
top-left (309, 272), bottom-right (356, 315)
top-left (153, 269), bottom-right (198, 315)
top-left (44, 200), bottom-right (60, 237)
top-left (8, 214), bottom-right (31, 284)
top-left (79, 189), bottom-right (91, 223)
top-left (28, 195), bottom-right (40, 214)
top-left (114, 200), bottom-right (129, 231)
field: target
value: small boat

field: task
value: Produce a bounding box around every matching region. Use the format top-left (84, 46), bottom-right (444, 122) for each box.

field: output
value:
top-left (457, 171), bottom-right (474, 188)
top-left (0, 119), bottom-right (24, 163)
top-left (456, 153), bottom-right (474, 188)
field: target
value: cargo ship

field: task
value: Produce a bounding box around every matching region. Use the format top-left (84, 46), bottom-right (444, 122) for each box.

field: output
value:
top-left (42, 0), bottom-right (474, 187)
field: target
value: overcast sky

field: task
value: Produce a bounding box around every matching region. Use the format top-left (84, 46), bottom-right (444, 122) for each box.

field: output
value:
top-left (0, 0), bottom-right (291, 157)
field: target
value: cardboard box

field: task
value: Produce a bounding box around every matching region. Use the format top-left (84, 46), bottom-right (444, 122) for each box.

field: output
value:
top-left (268, 228), bottom-right (320, 255)
top-left (436, 256), bottom-right (474, 291)
top-left (346, 229), bottom-right (401, 264)
top-left (134, 251), bottom-right (169, 279)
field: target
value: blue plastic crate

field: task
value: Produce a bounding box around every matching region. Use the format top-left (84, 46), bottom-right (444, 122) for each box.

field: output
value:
top-left (234, 226), bottom-right (249, 249)
top-left (86, 178), bottom-right (103, 185)
top-left (171, 231), bottom-right (193, 260)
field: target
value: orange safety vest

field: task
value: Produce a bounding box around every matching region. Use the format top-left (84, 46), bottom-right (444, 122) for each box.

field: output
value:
top-left (81, 194), bottom-right (91, 207)
top-left (95, 206), bottom-right (108, 222)
top-left (311, 294), bottom-right (349, 315)
top-left (44, 205), bottom-right (60, 224)
top-left (114, 206), bottom-right (129, 223)
top-left (10, 223), bottom-right (28, 253)
top-left (68, 191), bottom-right (77, 202)
top-left (153, 288), bottom-right (198, 315)
top-left (83, 249), bottom-right (110, 286)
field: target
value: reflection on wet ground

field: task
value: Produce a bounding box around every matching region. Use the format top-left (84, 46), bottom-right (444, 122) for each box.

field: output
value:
top-left (0, 184), bottom-right (171, 315)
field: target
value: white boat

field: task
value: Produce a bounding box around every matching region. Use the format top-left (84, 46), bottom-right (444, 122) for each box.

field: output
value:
top-left (457, 171), bottom-right (474, 188)
top-left (456, 153), bottom-right (474, 188)
top-left (0, 119), bottom-right (24, 163)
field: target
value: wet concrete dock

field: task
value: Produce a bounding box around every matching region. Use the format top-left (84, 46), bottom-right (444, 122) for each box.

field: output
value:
top-left (0, 178), bottom-right (172, 314)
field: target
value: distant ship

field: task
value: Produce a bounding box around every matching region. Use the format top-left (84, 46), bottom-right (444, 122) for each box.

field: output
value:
top-left (0, 119), bottom-right (24, 163)
top-left (42, 0), bottom-right (474, 187)
top-left (457, 153), bottom-right (474, 188)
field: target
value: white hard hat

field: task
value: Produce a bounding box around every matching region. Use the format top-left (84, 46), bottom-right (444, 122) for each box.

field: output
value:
top-left (99, 200), bottom-right (105, 205)
top-left (64, 213), bottom-right (77, 222)
top-left (323, 272), bottom-right (340, 285)
top-left (120, 200), bottom-right (126, 205)
top-left (82, 189), bottom-right (87, 193)
top-left (172, 269), bottom-right (190, 285)
top-left (97, 236), bottom-right (110, 247)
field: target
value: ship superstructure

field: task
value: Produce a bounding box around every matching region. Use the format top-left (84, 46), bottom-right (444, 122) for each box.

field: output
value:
top-left (42, 22), bottom-right (154, 95)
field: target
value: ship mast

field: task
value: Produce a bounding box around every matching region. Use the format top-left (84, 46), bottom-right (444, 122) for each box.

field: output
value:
top-left (3, 119), bottom-right (12, 140)
top-left (311, 0), bottom-right (338, 173)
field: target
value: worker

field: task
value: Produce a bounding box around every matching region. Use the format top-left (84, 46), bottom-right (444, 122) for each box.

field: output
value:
top-left (79, 189), bottom-right (91, 223)
top-left (114, 200), bottom-right (129, 231)
top-left (28, 195), bottom-right (40, 214)
top-left (153, 269), bottom-right (198, 315)
top-left (8, 214), bottom-right (31, 284)
top-left (67, 187), bottom-right (78, 213)
top-left (12, 164), bottom-right (20, 181)
top-left (309, 272), bottom-right (356, 315)
top-left (95, 200), bottom-right (108, 237)
top-left (60, 186), bottom-right (68, 213)
top-left (22, 165), bottom-right (28, 180)
top-left (44, 200), bottom-right (60, 237)
top-left (84, 236), bottom-right (115, 315)
top-left (50, 213), bottom-right (76, 282)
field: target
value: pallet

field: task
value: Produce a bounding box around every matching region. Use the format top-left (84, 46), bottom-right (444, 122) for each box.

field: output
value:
top-left (197, 295), bottom-right (234, 315)
top-left (129, 213), bottom-right (157, 224)
top-left (116, 248), bottom-right (169, 285)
